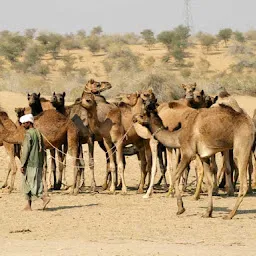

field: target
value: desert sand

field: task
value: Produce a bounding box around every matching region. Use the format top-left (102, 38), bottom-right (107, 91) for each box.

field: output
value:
top-left (0, 91), bottom-right (256, 256)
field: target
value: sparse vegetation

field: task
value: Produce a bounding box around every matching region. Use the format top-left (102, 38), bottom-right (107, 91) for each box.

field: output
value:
top-left (0, 26), bottom-right (255, 99)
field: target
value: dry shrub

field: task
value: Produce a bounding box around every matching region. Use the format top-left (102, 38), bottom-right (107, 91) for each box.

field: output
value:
top-left (180, 68), bottom-right (191, 78)
top-left (104, 66), bottom-right (183, 102)
top-left (196, 58), bottom-right (210, 73)
top-left (102, 43), bottom-right (141, 73)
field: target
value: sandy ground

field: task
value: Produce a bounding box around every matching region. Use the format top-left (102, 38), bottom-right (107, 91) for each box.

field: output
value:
top-left (0, 91), bottom-right (256, 256)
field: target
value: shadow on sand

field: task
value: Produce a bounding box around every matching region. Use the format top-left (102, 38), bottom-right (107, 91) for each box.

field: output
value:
top-left (41, 203), bottom-right (98, 212)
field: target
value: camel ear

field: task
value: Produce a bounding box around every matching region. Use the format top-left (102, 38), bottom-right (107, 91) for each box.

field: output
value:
top-left (214, 96), bottom-right (218, 103)
top-left (192, 83), bottom-right (197, 90)
top-left (38, 93), bottom-right (41, 98)
top-left (181, 84), bottom-right (186, 89)
top-left (63, 92), bottom-right (66, 97)
top-left (89, 79), bottom-right (94, 83)
top-left (148, 88), bottom-right (153, 93)
top-left (200, 90), bottom-right (204, 96)
top-left (27, 93), bottom-right (30, 99)
top-left (53, 92), bottom-right (56, 96)
top-left (14, 108), bottom-right (18, 113)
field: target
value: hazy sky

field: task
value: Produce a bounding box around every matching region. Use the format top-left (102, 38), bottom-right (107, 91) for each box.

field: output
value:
top-left (0, 0), bottom-right (255, 35)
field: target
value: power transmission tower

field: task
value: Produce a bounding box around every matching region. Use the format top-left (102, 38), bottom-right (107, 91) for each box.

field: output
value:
top-left (184, 0), bottom-right (193, 32)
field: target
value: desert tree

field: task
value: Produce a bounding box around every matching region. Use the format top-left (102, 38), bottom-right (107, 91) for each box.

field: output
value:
top-left (0, 32), bottom-right (27, 63)
top-left (218, 28), bottom-right (233, 46)
top-left (233, 31), bottom-right (245, 43)
top-left (140, 29), bottom-right (156, 50)
top-left (85, 36), bottom-right (101, 55)
top-left (91, 26), bottom-right (103, 36)
top-left (198, 33), bottom-right (216, 52)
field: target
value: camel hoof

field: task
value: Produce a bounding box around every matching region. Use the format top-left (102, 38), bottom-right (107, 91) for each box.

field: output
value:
top-left (223, 215), bottom-right (232, 220)
top-left (137, 188), bottom-right (144, 194)
top-left (143, 194), bottom-right (151, 199)
top-left (193, 195), bottom-right (200, 201)
top-left (2, 187), bottom-right (12, 194)
top-left (102, 183), bottom-right (108, 190)
top-left (176, 208), bottom-right (185, 215)
top-left (202, 212), bottom-right (212, 218)
top-left (54, 183), bottom-right (62, 190)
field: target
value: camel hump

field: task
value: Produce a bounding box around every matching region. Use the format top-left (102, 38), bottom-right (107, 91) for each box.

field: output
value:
top-left (168, 102), bottom-right (186, 109)
top-left (212, 95), bottom-right (243, 113)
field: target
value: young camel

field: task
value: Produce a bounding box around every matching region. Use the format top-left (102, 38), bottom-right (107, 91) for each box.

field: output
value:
top-left (136, 99), bottom-right (254, 219)
top-left (1, 109), bottom-right (81, 195)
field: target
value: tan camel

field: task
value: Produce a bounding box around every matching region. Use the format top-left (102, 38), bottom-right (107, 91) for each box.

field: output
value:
top-left (80, 92), bottom-right (124, 193)
top-left (2, 109), bottom-right (81, 195)
top-left (81, 90), bottom-right (154, 193)
top-left (0, 111), bottom-right (21, 192)
top-left (136, 98), bottom-right (254, 219)
top-left (252, 110), bottom-right (256, 189)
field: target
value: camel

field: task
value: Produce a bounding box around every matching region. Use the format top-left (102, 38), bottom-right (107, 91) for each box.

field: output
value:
top-left (2, 109), bottom-right (81, 195)
top-left (0, 111), bottom-right (21, 192)
top-left (155, 83), bottom-right (217, 192)
top-left (135, 97), bottom-right (254, 219)
top-left (80, 90), bottom-right (155, 193)
top-left (49, 79), bottom-right (116, 192)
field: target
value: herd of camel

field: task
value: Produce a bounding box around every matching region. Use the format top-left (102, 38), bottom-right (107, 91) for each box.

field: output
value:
top-left (0, 79), bottom-right (255, 220)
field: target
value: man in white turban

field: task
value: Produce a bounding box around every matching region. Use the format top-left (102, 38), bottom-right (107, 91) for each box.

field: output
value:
top-left (19, 114), bottom-right (50, 211)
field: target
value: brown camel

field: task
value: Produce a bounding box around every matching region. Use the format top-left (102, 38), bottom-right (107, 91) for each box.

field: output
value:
top-left (135, 98), bottom-right (254, 219)
top-left (2, 109), bottom-right (81, 195)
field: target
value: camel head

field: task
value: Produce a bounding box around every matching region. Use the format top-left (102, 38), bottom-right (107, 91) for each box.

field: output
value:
top-left (27, 92), bottom-right (40, 107)
top-left (140, 89), bottom-right (156, 102)
top-left (81, 92), bottom-right (96, 110)
top-left (205, 95), bottom-right (218, 108)
top-left (14, 107), bottom-right (26, 119)
top-left (132, 112), bottom-right (149, 126)
top-left (181, 82), bottom-right (196, 100)
top-left (192, 90), bottom-right (205, 106)
top-left (50, 92), bottom-right (66, 108)
top-left (119, 93), bottom-right (139, 106)
top-left (84, 79), bottom-right (112, 94)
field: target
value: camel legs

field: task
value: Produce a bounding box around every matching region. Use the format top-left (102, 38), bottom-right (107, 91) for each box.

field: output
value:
top-left (115, 142), bottom-right (126, 194)
top-left (143, 138), bottom-right (158, 198)
top-left (202, 158), bottom-right (214, 218)
top-left (167, 148), bottom-right (180, 196)
top-left (58, 144), bottom-right (68, 189)
top-left (43, 152), bottom-right (48, 194)
top-left (49, 149), bottom-right (57, 189)
top-left (1, 143), bottom-right (18, 192)
top-left (155, 144), bottom-right (167, 186)
top-left (87, 137), bottom-right (96, 192)
top-left (193, 155), bottom-right (204, 200)
top-left (252, 150), bottom-right (256, 189)
top-left (137, 147), bottom-right (147, 194)
top-left (172, 155), bottom-right (190, 215)
top-left (103, 139), bottom-right (116, 193)
top-left (224, 144), bottom-right (251, 219)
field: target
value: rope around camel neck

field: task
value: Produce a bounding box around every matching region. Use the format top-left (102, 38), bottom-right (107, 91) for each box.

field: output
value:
top-left (40, 123), bottom-right (134, 162)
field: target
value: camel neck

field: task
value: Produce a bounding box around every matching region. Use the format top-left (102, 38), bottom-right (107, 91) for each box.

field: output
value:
top-left (148, 112), bottom-right (181, 149)
top-left (30, 103), bottom-right (43, 116)
top-left (86, 105), bottom-right (101, 134)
